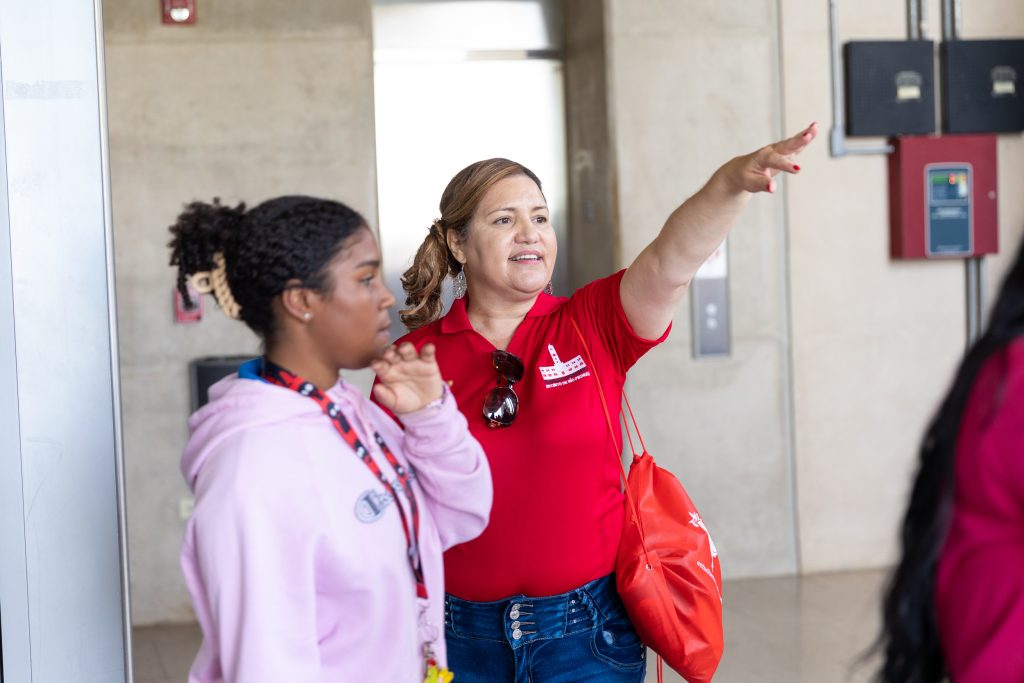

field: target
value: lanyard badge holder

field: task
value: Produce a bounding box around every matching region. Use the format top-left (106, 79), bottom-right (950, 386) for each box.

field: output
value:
top-left (259, 358), bottom-right (453, 683)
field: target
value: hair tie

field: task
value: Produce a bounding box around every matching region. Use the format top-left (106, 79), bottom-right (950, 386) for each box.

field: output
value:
top-left (188, 252), bottom-right (241, 319)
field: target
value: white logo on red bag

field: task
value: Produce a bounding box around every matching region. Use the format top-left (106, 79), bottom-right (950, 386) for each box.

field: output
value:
top-left (690, 512), bottom-right (719, 565)
top-left (539, 344), bottom-right (590, 388)
top-left (692, 512), bottom-right (723, 601)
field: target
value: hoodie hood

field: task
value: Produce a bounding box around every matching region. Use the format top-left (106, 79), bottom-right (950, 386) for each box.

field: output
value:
top-left (181, 370), bottom-right (328, 491)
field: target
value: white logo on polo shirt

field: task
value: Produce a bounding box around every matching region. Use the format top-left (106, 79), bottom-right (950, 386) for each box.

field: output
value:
top-left (539, 344), bottom-right (590, 389)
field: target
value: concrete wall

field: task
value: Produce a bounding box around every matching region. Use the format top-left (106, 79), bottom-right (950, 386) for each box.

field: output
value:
top-left (781, 0), bottom-right (1024, 573)
top-left (103, 0), bottom-right (377, 625)
top-left (605, 1), bottom-right (800, 577)
top-left (564, 0), bottom-right (617, 289)
top-left (605, 0), bottom-right (1024, 578)
top-left (107, 0), bottom-right (1024, 625)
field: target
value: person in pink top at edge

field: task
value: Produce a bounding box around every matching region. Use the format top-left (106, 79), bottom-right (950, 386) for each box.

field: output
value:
top-left (876, 233), bottom-right (1024, 683)
top-left (380, 123), bottom-right (818, 682)
top-left (168, 195), bottom-right (492, 683)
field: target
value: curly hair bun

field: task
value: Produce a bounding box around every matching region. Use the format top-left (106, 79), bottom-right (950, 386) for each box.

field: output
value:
top-left (168, 198), bottom-right (246, 309)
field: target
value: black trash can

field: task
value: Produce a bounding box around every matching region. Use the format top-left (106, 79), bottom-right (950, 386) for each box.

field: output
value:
top-left (189, 355), bottom-right (254, 412)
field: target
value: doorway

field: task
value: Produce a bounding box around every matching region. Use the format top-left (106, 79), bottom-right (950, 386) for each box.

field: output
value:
top-left (373, 0), bottom-right (569, 339)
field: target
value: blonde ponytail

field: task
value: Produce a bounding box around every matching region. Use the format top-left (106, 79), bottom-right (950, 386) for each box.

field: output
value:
top-left (400, 220), bottom-right (458, 331)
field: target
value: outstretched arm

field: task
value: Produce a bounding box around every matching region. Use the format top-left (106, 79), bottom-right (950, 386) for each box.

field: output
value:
top-left (620, 122), bottom-right (818, 339)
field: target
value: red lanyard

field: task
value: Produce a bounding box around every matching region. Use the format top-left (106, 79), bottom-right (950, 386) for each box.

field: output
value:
top-left (260, 358), bottom-right (427, 600)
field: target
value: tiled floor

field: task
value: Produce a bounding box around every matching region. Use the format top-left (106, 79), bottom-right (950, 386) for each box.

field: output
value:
top-left (133, 569), bottom-right (885, 682)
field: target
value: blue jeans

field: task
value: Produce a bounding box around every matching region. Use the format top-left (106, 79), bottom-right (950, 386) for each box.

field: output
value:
top-left (444, 574), bottom-right (647, 683)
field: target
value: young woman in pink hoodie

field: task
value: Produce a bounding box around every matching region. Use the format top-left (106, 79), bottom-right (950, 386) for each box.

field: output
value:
top-left (169, 195), bottom-right (492, 683)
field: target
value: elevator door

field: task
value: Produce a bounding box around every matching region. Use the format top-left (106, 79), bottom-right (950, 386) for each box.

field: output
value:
top-left (373, 0), bottom-right (567, 340)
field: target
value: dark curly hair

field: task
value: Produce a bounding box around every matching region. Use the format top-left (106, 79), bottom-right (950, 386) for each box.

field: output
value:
top-left (873, 234), bottom-right (1024, 682)
top-left (168, 195), bottom-right (368, 345)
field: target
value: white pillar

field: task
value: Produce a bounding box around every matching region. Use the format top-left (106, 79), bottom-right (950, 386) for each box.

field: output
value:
top-left (0, 1), bottom-right (131, 681)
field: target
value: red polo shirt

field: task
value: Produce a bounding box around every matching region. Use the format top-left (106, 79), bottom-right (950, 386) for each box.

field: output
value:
top-left (394, 270), bottom-right (669, 600)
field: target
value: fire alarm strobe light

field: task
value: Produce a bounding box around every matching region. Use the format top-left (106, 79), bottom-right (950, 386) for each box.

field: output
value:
top-left (162, 0), bottom-right (196, 25)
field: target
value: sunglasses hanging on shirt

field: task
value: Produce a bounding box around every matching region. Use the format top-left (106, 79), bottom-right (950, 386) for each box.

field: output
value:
top-left (482, 350), bottom-right (524, 428)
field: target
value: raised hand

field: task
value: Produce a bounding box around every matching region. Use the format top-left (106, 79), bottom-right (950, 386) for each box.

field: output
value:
top-left (371, 342), bottom-right (445, 415)
top-left (723, 121), bottom-right (818, 195)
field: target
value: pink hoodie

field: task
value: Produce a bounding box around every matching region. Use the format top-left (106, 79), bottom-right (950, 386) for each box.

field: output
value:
top-left (179, 366), bottom-right (492, 682)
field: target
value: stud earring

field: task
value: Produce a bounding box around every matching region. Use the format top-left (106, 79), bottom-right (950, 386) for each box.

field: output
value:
top-left (452, 269), bottom-right (467, 299)
top-left (303, 312), bottom-right (312, 321)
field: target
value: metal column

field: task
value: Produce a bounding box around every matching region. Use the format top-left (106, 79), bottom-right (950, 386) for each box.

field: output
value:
top-left (0, 0), bottom-right (131, 681)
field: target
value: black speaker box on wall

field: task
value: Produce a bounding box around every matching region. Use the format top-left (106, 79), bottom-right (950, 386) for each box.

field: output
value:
top-left (941, 39), bottom-right (1024, 134)
top-left (189, 355), bottom-right (252, 412)
top-left (844, 40), bottom-right (936, 136)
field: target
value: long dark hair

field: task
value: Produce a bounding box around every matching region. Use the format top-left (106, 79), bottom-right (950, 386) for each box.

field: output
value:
top-left (168, 195), bottom-right (367, 345)
top-left (876, 235), bottom-right (1024, 682)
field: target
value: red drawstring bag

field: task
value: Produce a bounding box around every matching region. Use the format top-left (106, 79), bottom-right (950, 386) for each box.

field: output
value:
top-left (570, 318), bottom-right (724, 683)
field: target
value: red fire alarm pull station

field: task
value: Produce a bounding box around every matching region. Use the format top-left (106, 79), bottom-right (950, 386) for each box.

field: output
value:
top-left (889, 134), bottom-right (998, 259)
top-left (162, 0), bottom-right (196, 25)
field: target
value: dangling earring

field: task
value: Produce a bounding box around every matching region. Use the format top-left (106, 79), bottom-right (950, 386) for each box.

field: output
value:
top-left (452, 269), bottom-right (467, 299)
top-left (544, 282), bottom-right (553, 295)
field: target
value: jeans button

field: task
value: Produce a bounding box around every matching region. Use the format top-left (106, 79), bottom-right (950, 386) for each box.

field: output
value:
top-left (510, 608), bottom-right (520, 619)
top-left (512, 629), bottom-right (523, 640)
top-left (511, 620), bottom-right (521, 629)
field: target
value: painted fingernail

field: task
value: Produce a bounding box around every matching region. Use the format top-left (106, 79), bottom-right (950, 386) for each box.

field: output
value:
top-left (793, 164), bottom-right (801, 172)
top-left (765, 181), bottom-right (773, 192)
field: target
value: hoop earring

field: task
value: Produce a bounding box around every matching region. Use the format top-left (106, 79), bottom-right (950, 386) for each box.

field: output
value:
top-left (452, 269), bottom-right (467, 299)
top-left (544, 282), bottom-right (553, 295)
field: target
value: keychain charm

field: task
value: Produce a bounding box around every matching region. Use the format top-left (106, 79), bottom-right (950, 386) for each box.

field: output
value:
top-left (422, 642), bottom-right (454, 683)
top-left (422, 661), bottom-right (453, 683)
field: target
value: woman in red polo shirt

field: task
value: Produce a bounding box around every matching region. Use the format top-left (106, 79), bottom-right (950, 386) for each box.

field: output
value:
top-left (876, 235), bottom-right (1024, 682)
top-left (391, 123), bottom-right (817, 681)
